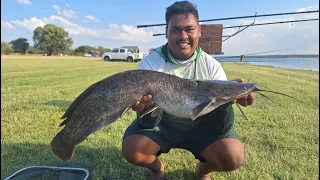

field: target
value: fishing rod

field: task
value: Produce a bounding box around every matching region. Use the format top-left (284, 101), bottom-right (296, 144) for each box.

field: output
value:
top-left (223, 18), bottom-right (319, 29)
top-left (222, 13), bottom-right (257, 42)
top-left (137, 10), bottom-right (319, 28)
top-left (245, 49), bottom-right (290, 56)
top-left (152, 18), bottom-right (319, 36)
top-left (215, 49), bottom-right (290, 60)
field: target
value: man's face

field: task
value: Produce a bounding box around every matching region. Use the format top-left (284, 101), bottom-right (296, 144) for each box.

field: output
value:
top-left (166, 13), bottom-right (201, 60)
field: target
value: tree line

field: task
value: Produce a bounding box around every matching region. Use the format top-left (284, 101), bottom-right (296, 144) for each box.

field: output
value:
top-left (1, 24), bottom-right (110, 56)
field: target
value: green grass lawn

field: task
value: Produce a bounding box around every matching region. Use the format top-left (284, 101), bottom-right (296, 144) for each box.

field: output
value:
top-left (1, 55), bottom-right (319, 180)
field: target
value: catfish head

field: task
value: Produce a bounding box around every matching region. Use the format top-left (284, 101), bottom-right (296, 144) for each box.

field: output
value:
top-left (190, 80), bottom-right (259, 120)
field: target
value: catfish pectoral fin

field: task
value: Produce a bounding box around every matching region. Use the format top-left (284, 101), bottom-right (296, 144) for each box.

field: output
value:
top-left (236, 103), bottom-right (249, 120)
top-left (121, 106), bottom-right (131, 117)
top-left (139, 106), bottom-right (159, 118)
top-left (50, 130), bottom-right (75, 161)
top-left (151, 108), bottom-right (161, 117)
top-left (190, 98), bottom-right (216, 121)
top-left (59, 119), bottom-right (68, 127)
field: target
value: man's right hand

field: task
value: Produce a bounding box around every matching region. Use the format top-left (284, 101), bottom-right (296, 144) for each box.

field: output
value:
top-left (132, 94), bottom-right (154, 111)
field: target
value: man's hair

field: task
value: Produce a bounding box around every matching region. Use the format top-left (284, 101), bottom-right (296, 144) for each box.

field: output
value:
top-left (165, 1), bottom-right (199, 25)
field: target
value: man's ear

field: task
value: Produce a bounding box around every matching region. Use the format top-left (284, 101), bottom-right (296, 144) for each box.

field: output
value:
top-left (165, 25), bottom-right (168, 39)
top-left (198, 24), bottom-right (201, 37)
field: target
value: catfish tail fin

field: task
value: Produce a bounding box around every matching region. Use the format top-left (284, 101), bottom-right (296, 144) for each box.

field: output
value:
top-left (50, 129), bottom-right (75, 161)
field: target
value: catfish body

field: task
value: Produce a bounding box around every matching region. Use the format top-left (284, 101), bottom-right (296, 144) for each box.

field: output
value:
top-left (50, 70), bottom-right (259, 161)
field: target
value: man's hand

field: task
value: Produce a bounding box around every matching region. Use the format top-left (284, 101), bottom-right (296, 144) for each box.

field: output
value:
top-left (132, 94), bottom-right (154, 111)
top-left (231, 78), bottom-right (255, 107)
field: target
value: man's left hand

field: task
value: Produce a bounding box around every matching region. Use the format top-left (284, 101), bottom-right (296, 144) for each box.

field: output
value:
top-left (230, 78), bottom-right (255, 107)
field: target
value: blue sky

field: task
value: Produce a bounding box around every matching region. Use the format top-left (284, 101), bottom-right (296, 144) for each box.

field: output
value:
top-left (1, 0), bottom-right (319, 55)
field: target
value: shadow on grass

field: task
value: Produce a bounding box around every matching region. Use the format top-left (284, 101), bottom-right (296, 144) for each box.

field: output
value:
top-left (1, 143), bottom-right (197, 180)
top-left (165, 169), bottom-right (196, 180)
top-left (43, 100), bottom-right (72, 108)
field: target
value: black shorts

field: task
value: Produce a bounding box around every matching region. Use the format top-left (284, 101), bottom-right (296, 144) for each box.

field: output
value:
top-left (122, 105), bottom-right (240, 162)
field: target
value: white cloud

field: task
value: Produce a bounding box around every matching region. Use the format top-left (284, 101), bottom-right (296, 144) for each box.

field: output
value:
top-left (83, 15), bottom-right (100, 23)
top-left (16, 0), bottom-right (32, 5)
top-left (61, 9), bottom-right (77, 19)
top-left (66, 3), bottom-right (70, 7)
top-left (2, 15), bottom-right (160, 47)
top-left (65, 27), bottom-right (100, 37)
top-left (52, 5), bottom-right (60, 11)
top-left (297, 5), bottom-right (319, 12)
top-left (64, 24), bottom-right (156, 43)
top-left (49, 15), bottom-right (78, 27)
top-left (1, 21), bottom-right (16, 30)
top-left (11, 17), bottom-right (46, 31)
top-left (297, 8), bottom-right (307, 12)
top-left (52, 7), bottom-right (77, 19)
top-left (310, 43), bottom-right (319, 54)
top-left (251, 32), bottom-right (265, 44)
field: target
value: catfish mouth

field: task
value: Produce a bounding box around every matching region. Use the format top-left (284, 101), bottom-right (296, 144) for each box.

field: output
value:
top-left (228, 91), bottom-right (253, 102)
top-left (228, 83), bottom-right (259, 101)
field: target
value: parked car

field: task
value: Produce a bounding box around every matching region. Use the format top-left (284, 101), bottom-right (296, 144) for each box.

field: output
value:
top-left (83, 53), bottom-right (92, 57)
top-left (101, 48), bottom-right (143, 62)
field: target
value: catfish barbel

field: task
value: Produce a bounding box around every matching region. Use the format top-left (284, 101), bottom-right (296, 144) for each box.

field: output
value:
top-left (50, 69), bottom-right (299, 161)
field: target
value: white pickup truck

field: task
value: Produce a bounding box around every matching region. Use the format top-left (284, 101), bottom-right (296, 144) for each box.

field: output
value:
top-left (101, 48), bottom-right (143, 62)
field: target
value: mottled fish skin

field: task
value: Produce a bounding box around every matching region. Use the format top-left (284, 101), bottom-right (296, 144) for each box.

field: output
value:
top-left (50, 70), bottom-right (259, 161)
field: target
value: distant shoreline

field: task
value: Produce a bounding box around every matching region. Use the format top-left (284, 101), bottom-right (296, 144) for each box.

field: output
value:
top-left (213, 54), bottom-right (319, 58)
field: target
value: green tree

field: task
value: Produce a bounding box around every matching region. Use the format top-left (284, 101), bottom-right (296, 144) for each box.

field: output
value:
top-left (1, 41), bottom-right (14, 55)
top-left (97, 46), bottom-right (110, 54)
top-left (33, 24), bottom-right (73, 55)
top-left (26, 46), bottom-right (43, 54)
top-left (74, 45), bottom-right (95, 56)
top-left (63, 48), bottom-right (75, 56)
top-left (9, 38), bottom-right (29, 54)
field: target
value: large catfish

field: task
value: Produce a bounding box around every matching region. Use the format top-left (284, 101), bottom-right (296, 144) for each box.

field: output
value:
top-left (50, 69), bottom-right (298, 161)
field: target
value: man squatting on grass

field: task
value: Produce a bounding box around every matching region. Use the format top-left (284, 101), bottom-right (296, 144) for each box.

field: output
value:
top-left (122, 1), bottom-right (255, 180)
